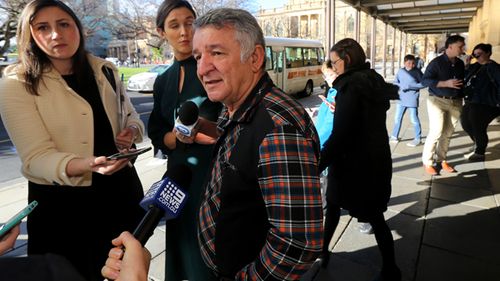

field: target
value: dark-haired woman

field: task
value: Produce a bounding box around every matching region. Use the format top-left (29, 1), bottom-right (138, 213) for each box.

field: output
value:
top-left (461, 43), bottom-right (500, 161)
top-left (0, 1), bottom-right (145, 280)
top-left (319, 38), bottom-right (401, 281)
top-left (147, 1), bottom-right (221, 280)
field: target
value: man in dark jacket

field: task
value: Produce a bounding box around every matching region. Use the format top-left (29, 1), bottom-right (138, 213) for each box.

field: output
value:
top-left (421, 35), bottom-right (466, 175)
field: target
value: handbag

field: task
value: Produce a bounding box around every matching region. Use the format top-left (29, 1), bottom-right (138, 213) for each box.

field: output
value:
top-left (315, 88), bottom-right (337, 149)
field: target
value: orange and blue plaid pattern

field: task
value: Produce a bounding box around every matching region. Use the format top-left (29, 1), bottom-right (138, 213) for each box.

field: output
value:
top-left (198, 74), bottom-right (323, 280)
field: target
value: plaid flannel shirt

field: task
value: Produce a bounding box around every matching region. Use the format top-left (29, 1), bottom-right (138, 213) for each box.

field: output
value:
top-left (198, 74), bottom-right (323, 280)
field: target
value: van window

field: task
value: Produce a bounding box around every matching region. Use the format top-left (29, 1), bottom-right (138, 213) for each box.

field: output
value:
top-left (286, 47), bottom-right (304, 68)
top-left (265, 46), bottom-right (273, 71)
top-left (304, 48), bottom-right (320, 66)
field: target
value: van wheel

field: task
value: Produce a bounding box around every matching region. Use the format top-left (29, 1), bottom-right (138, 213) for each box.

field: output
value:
top-left (302, 80), bottom-right (313, 97)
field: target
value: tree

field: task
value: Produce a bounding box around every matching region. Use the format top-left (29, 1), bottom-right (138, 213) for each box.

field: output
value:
top-left (0, 0), bottom-right (30, 57)
top-left (191, 0), bottom-right (255, 15)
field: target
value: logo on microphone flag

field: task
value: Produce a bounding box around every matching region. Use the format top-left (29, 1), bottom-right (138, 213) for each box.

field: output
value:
top-left (140, 177), bottom-right (188, 219)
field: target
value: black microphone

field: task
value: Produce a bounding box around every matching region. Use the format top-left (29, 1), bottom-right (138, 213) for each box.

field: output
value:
top-left (132, 165), bottom-right (191, 246)
top-left (174, 101), bottom-right (199, 136)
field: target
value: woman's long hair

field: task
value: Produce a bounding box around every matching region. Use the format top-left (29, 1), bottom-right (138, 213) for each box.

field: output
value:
top-left (16, 0), bottom-right (91, 95)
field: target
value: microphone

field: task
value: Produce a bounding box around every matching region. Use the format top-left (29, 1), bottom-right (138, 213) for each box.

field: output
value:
top-left (132, 165), bottom-right (191, 246)
top-left (174, 101), bottom-right (199, 136)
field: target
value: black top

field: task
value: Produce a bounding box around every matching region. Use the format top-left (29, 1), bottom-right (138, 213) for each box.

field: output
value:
top-left (464, 60), bottom-right (500, 107)
top-left (62, 74), bottom-right (118, 156)
top-left (422, 54), bottom-right (465, 98)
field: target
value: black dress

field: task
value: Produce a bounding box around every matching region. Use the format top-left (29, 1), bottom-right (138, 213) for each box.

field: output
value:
top-left (27, 73), bottom-right (145, 281)
top-left (148, 57), bottom-right (221, 281)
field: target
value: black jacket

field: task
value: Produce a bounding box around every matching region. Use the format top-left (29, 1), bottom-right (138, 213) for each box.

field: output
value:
top-left (320, 63), bottom-right (398, 220)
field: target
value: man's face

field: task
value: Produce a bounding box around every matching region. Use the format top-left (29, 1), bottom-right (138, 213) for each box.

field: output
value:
top-left (193, 26), bottom-right (258, 109)
top-left (448, 41), bottom-right (465, 58)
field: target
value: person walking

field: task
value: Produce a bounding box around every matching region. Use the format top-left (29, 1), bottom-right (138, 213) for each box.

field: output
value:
top-left (0, 1), bottom-right (145, 280)
top-left (147, 1), bottom-right (222, 280)
top-left (319, 38), bottom-right (401, 281)
top-left (461, 43), bottom-right (500, 161)
top-left (421, 35), bottom-right (466, 175)
top-left (390, 54), bottom-right (425, 147)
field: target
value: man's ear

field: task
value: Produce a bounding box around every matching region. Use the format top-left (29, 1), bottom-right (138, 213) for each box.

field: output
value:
top-left (250, 45), bottom-right (265, 73)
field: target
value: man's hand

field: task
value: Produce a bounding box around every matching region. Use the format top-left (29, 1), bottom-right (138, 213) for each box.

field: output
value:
top-left (437, 79), bottom-right (463, 89)
top-left (101, 231), bottom-right (151, 281)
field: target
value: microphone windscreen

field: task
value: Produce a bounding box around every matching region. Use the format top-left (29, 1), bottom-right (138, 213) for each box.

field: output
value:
top-left (178, 101), bottom-right (199, 126)
top-left (139, 165), bottom-right (192, 219)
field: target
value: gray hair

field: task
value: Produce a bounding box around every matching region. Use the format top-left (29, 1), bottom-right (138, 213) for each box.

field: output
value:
top-left (194, 8), bottom-right (265, 67)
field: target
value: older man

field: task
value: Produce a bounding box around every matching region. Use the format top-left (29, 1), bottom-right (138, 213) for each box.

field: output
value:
top-left (102, 8), bottom-right (323, 281)
top-left (193, 8), bottom-right (323, 281)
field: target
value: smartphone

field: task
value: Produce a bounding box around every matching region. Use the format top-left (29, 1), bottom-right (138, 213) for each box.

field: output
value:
top-left (0, 200), bottom-right (38, 239)
top-left (106, 147), bottom-right (152, 160)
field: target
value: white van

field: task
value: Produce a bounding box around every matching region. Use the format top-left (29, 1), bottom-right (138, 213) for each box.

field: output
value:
top-left (264, 37), bottom-right (325, 96)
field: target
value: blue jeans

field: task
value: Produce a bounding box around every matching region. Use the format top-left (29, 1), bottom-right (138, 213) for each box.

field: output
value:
top-left (391, 104), bottom-right (421, 141)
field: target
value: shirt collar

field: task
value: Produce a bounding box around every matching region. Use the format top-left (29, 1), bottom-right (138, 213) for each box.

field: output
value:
top-left (217, 72), bottom-right (274, 130)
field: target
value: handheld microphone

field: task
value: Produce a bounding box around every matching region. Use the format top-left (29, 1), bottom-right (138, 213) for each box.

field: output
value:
top-left (132, 165), bottom-right (191, 246)
top-left (174, 101), bottom-right (199, 136)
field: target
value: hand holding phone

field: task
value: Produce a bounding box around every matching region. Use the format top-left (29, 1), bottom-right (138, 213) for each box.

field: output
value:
top-left (106, 147), bottom-right (152, 160)
top-left (0, 201), bottom-right (38, 240)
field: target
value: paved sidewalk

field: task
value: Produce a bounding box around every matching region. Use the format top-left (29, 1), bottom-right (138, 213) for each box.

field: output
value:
top-left (2, 89), bottom-right (500, 281)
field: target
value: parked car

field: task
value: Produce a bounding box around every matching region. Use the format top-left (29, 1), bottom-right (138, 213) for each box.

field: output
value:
top-left (105, 57), bottom-right (120, 66)
top-left (127, 64), bottom-right (170, 93)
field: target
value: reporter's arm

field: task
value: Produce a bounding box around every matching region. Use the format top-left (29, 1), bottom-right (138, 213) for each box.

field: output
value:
top-left (101, 231), bottom-right (151, 281)
top-left (66, 156), bottom-right (129, 176)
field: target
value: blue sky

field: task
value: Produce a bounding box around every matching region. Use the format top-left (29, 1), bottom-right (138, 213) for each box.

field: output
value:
top-left (256, 0), bottom-right (287, 10)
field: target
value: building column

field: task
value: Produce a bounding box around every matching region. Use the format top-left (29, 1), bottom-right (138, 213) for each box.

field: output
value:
top-left (424, 34), bottom-right (428, 62)
top-left (399, 29), bottom-right (403, 67)
top-left (383, 22), bottom-right (387, 78)
top-left (308, 14), bottom-right (311, 38)
top-left (326, 0), bottom-right (335, 48)
top-left (355, 9), bottom-right (360, 42)
top-left (392, 26), bottom-right (396, 75)
top-left (370, 16), bottom-right (376, 69)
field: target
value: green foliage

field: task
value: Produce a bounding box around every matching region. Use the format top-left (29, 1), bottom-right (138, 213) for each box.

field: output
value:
top-left (151, 47), bottom-right (164, 63)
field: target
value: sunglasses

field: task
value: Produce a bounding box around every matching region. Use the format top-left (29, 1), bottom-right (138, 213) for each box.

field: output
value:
top-left (472, 52), bottom-right (482, 58)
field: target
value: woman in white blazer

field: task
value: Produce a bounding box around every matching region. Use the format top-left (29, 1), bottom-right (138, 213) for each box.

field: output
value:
top-left (0, 1), bottom-right (145, 280)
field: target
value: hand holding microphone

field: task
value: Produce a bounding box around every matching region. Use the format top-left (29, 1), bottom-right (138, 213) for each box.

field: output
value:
top-left (102, 165), bottom-right (191, 280)
top-left (174, 101), bottom-right (199, 144)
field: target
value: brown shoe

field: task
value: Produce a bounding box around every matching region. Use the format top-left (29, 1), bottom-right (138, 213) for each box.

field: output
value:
top-left (441, 161), bottom-right (456, 173)
top-left (424, 165), bottom-right (438, 175)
